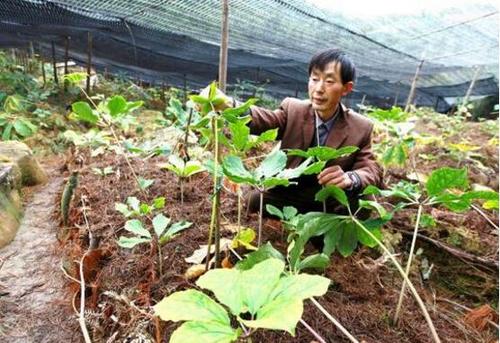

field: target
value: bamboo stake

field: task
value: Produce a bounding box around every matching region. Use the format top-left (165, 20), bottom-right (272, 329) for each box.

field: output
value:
top-left (64, 36), bottom-right (70, 92)
top-left (218, 0), bottom-right (229, 93)
top-left (51, 41), bottom-right (59, 85)
top-left (463, 66), bottom-right (480, 105)
top-left (86, 32), bottom-right (92, 95)
top-left (404, 60), bottom-right (424, 112)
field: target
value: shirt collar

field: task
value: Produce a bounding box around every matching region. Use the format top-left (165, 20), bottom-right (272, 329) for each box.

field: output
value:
top-left (315, 105), bottom-right (340, 131)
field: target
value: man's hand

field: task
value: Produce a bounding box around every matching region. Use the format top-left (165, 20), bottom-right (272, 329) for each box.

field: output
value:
top-left (317, 165), bottom-right (352, 189)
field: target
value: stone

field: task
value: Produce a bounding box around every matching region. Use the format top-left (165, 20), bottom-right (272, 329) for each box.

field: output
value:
top-left (0, 163), bottom-right (23, 248)
top-left (0, 141), bottom-right (47, 186)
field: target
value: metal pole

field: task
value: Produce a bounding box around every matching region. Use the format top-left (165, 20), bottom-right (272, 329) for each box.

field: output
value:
top-left (51, 41), bottom-right (59, 85)
top-left (86, 32), bottom-right (92, 95)
top-left (64, 36), bottom-right (70, 92)
top-left (404, 60), bottom-right (424, 112)
top-left (463, 66), bottom-right (480, 105)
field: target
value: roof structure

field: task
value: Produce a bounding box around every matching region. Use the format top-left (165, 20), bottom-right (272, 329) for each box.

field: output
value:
top-left (0, 0), bottom-right (498, 111)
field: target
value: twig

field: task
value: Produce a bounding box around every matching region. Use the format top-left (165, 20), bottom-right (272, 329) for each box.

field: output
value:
top-left (60, 262), bottom-right (81, 284)
top-left (471, 204), bottom-right (498, 231)
top-left (310, 298), bottom-right (359, 343)
top-left (79, 196), bottom-right (93, 343)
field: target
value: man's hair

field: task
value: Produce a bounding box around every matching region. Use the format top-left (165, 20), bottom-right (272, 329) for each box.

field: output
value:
top-left (308, 49), bottom-right (356, 84)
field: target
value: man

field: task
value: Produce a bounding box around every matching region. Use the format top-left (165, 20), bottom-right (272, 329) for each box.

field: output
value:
top-left (219, 49), bottom-right (383, 214)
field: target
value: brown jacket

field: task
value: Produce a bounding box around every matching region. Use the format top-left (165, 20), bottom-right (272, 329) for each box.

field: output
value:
top-left (249, 97), bottom-right (383, 190)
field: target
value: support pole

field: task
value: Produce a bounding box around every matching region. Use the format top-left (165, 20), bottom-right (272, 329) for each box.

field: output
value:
top-left (51, 41), bottom-right (59, 85)
top-left (39, 43), bottom-right (46, 86)
top-left (463, 66), bottom-right (480, 105)
top-left (64, 36), bottom-right (70, 92)
top-left (29, 41), bottom-right (35, 59)
top-left (86, 32), bottom-right (92, 95)
top-left (218, 0), bottom-right (229, 92)
top-left (183, 74), bottom-right (187, 106)
top-left (404, 60), bottom-right (424, 112)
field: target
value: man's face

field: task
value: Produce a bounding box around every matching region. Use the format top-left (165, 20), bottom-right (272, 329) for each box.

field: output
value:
top-left (308, 62), bottom-right (353, 120)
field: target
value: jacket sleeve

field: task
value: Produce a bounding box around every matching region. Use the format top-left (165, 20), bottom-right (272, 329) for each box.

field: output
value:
top-left (352, 123), bottom-right (383, 189)
top-left (248, 98), bottom-right (289, 137)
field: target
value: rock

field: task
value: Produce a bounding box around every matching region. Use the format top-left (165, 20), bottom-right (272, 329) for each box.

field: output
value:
top-left (0, 163), bottom-right (23, 248)
top-left (0, 141), bottom-right (47, 186)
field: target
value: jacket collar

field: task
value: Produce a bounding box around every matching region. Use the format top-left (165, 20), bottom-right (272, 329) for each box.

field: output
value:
top-left (303, 102), bottom-right (349, 149)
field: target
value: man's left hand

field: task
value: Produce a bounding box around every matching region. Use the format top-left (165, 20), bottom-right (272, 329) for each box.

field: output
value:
top-left (317, 165), bottom-right (352, 189)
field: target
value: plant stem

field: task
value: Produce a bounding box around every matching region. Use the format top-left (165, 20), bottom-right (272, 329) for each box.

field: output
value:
top-left (351, 216), bottom-right (441, 343)
top-left (258, 190), bottom-right (264, 247)
top-left (299, 318), bottom-right (327, 343)
top-left (394, 204), bottom-right (423, 324)
top-left (180, 178), bottom-right (184, 206)
top-left (237, 189), bottom-right (242, 234)
top-left (310, 298), bottom-right (359, 343)
top-left (471, 204), bottom-right (499, 231)
top-left (157, 240), bottom-right (163, 278)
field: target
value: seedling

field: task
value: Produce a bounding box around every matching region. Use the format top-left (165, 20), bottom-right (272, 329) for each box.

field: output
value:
top-left (92, 166), bottom-right (114, 177)
top-left (159, 154), bottom-right (205, 204)
top-left (154, 258), bottom-right (330, 342)
top-left (0, 95), bottom-right (37, 140)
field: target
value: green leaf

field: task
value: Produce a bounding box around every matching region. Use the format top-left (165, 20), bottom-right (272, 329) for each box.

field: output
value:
top-left (355, 219), bottom-right (382, 248)
top-left (71, 101), bottom-right (98, 124)
top-left (433, 193), bottom-right (471, 212)
top-left (197, 258), bottom-right (285, 316)
top-left (420, 214), bottom-right (436, 228)
top-left (2, 123), bottom-right (13, 140)
top-left (124, 100), bottom-right (143, 113)
top-left (269, 273), bottom-right (330, 301)
top-left (153, 197), bottom-right (166, 209)
top-left (303, 161), bottom-right (327, 175)
top-left (124, 219), bottom-right (151, 238)
top-left (426, 167), bottom-right (468, 196)
top-left (152, 213), bottom-right (171, 237)
top-left (62, 72), bottom-right (87, 84)
top-left (241, 298), bottom-right (303, 336)
top-left (256, 128), bottom-right (278, 144)
top-left (229, 122), bottom-right (250, 151)
top-left (107, 95), bottom-right (127, 117)
top-left (115, 202), bottom-right (131, 217)
top-left (235, 242), bottom-right (285, 270)
top-left (138, 177), bottom-right (154, 190)
top-left (483, 199), bottom-right (499, 210)
top-left (232, 228), bottom-right (257, 250)
top-left (170, 321), bottom-right (240, 343)
top-left (297, 254), bottom-right (330, 271)
top-left (262, 177), bottom-right (289, 189)
top-left (13, 119), bottom-right (35, 137)
top-left (315, 185), bottom-right (348, 207)
top-left (255, 149), bottom-right (287, 179)
top-left (289, 146), bottom-right (358, 162)
top-left (222, 156), bottom-right (256, 184)
top-left (222, 98), bottom-right (256, 119)
top-left (358, 200), bottom-right (391, 220)
top-left (139, 203), bottom-right (152, 215)
top-left (127, 197), bottom-right (140, 212)
top-left (337, 221), bottom-right (358, 257)
top-left (183, 161), bottom-right (205, 178)
top-left (164, 221), bottom-right (192, 238)
top-left (154, 289), bottom-right (230, 325)
top-left (266, 204), bottom-right (284, 219)
top-left (117, 236), bottom-right (150, 248)
top-left (283, 206), bottom-right (298, 220)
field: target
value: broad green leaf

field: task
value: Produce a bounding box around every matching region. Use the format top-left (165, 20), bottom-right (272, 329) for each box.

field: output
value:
top-left (303, 161), bottom-right (327, 175)
top-left (2, 123), bottom-right (13, 140)
top-left (358, 200), bottom-right (391, 220)
top-left (337, 221), bottom-right (358, 257)
top-left (235, 242), bottom-right (285, 270)
top-left (189, 95), bottom-right (209, 105)
top-left (266, 204), bottom-right (284, 219)
top-left (62, 72), bottom-right (86, 84)
top-left (117, 236), bottom-right (150, 248)
top-left (483, 199), bottom-right (499, 210)
top-left (127, 197), bottom-right (140, 212)
top-left (222, 98), bottom-right (257, 119)
top-left (462, 190), bottom-right (498, 201)
top-left (241, 298), bottom-right (302, 336)
top-left (139, 203), bottom-right (152, 215)
top-left (269, 274), bottom-right (330, 301)
top-left (183, 161), bottom-right (205, 177)
top-left (289, 146), bottom-right (358, 162)
top-left (420, 214), bottom-right (436, 228)
top-left (276, 157), bottom-right (313, 180)
top-left (154, 289), bottom-right (230, 325)
top-left (426, 167), bottom-right (468, 196)
top-left (152, 213), bottom-right (171, 237)
top-left (124, 219), bottom-right (151, 238)
top-left (355, 219), bottom-right (382, 248)
top-left (164, 221), bottom-right (192, 237)
top-left (229, 122), bottom-right (250, 151)
top-left (433, 193), bottom-right (471, 212)
top-left (222, 156), bottom-right (256, 184)
top-left (323, 222), bottom-right (343, 256)
top-left (72, 101), bottom-right (98, 124)
top-left (107, 95), bottom-right (127, 117)
top-left (138, 177), bottom-right (154, 190)
top-left (315, 185), bottom-right (348, 207)
top-left (197, 268), bottom-right (243, 315)
top-left (256, 128), bottom-right (278, 144)
top-left (124, 100), bottom-right (143, 113)
top-left (262, 177), bottom-right (289, 189)
top-left (170, 321), bottom-right (240, 343)
top-left (255, 149), bottom-right (287, 179)
top-left (115, 202), bottom-right (131, 217)
top-left (283, 206), bottom-right (298, 220)
top-left (13, 119), bottom-right (35, 137)
top-left (231, 228), bottom-right (257, 250)
top-left (153, 197), bottom-right (166, 209)
top-left (297, 254), bottom-right (330, 271)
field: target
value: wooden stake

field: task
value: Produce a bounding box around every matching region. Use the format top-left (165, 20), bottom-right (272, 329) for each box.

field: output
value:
top-left (404, 60), bottom-right (424, 112)
top-left (51, 41), bottom-right (59, 85)
top-left (218, 0), bottom-right (229, 92)
top-left (29, 41), bottom-right (34, 59)
top-left (39, 43), bottom-right (46, 86)
top-left (86, 32), bottom-right (92, 95)
top-left (64, 36), bottom-right (70, 92)
top-left (463, 66), bottom-right (480, 105)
